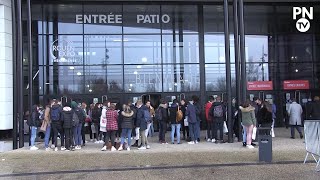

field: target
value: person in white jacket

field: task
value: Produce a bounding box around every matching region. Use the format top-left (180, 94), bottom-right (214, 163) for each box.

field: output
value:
top-left (99, 101), bottom-right (110, 144)
top-left (287, 98), bottom-right (303, 139)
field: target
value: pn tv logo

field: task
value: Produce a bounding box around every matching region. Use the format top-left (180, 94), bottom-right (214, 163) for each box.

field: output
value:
top-left (293, 7), bottom-right (313, 33)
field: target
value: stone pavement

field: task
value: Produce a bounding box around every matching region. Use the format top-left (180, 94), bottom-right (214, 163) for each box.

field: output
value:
top-left (0, 128), bottom-right (318, 180)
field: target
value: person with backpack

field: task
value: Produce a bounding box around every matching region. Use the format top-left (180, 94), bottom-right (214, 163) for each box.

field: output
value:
top-left (71, 101), bottom-right (85, 150)
top-left (136, 100), bottom-right (149, 150)
top-left (169, 99), bottom-right (181, 144)
top-left (28, 104), bottom-right (41, 150)
top-left (101, 104), bottom-right (118, 151)
top-left (60, 102), bottom-right (74, 151)
top-left (156, 100), bottom-right (168, 144)
top-left (209, 96), bottom-right (226, 143)
top-left (51, 100), bottom-right (65, 151)
top-left (118, 105), bottom-right (135, 151)
top-left (205, 96), bottom-right (215, 143)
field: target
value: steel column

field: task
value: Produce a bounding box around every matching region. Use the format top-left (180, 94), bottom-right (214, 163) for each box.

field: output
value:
top-left (239, 0), bottom-right (246, 103)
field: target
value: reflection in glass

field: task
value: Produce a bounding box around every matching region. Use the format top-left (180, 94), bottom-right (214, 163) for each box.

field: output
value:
top-left (84, 35), bottom-right (122, 65)
top-left (206, 64), bottom-right (236, 92)
top-left (246, 35), bottom-right (269, 63)
top-left (163, 64), bottom-right (200, 92)
top-left (162, 35), bottom-right (199, 63)
top-left (124, 65), bottom-right (162, 93)
top-left (246, 63), bottom-right (270, 81)
top-left (124, 35), bottom-right (161, 64)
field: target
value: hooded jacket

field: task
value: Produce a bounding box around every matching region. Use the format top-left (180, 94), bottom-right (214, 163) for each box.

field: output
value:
top-left (240, 106), bottom-right (256, 126)
top-left (121, 110), bottom-right (135, 129)
top-left (136, 105), bottom-right (148, 131)
top-left (28, 105), bottom-right (40, 127)
top-left (158, 103), bottom-right (168, 122)
top-left (61, 106), bottom-right (73, 128)
top-left (71, 101), bottom-right (85, 124)
top-left (169, 103), bottom-right (178, 124)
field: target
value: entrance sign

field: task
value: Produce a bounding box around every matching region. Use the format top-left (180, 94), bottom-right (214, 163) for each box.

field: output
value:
top-left (76, 14), bottom-right (170, 24)
top-left (303, 121), bottom-right (320, 171)
top-left (283, 80), bottom-right (309, 90)
top-left (247, 81), bottom-right (273, 91)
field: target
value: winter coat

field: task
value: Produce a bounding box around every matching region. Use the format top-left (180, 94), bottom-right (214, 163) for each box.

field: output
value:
top-left (92, 108), bottom-right (101, 123)
top-left (240, 106), bottom-right (256, 127)
top-left (73, 107), bottom-right (85, 125)
top-left (288, 102), bottom-right (303, 125)
top-left (121, 110), bottom-right (134, 129)
top-left (61, 107), bottom-right (73, 129)
top-left (27, 105), bottom-right (40, 127)
top-left (44, 106), bottom-right (51, 124)
top-left (257, 106), bottom-right (273, 125)
top-left (136, 105), bottom-right (148, 131)
top-left (186, 104), bottom-right (197, 124)
top-left (205, 102), bottom-right (213, 122)
top-left (194, 102), bottom-right (202, 122)
top-left (209, 102), bottom-right (226, 122)
top-left (50, 104), bottom-right (62, 122)
top-left (169, 104), bottom-right (178, 124)
top-left (159, 104), bottom-right (169, 122)
top-left (309, 101), bottom-right (320, 120)
top-left (106, 109), bottom-right (118, 131)
top-left (130, 105), bottom-right (138, 126)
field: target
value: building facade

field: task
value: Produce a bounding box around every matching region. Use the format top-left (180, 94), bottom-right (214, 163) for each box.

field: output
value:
top-left (1, 0), bottom-right (320, 142)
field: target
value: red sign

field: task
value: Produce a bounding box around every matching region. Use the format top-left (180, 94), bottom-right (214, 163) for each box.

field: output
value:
top-left (247, 81), bottom-right (273, 91)
top-left (283, 80), bottom-right (309, 90)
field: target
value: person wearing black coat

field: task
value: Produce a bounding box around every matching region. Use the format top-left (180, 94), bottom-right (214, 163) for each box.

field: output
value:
top-left (92, 104), bottom-right (102, 142)
top-left (135, 100), bottom-right (149, 149)
top-left (118, 105), bottom-right (135, 151)
top-left (28, 105), bottom-right (40, 150)
top-left (169, 99), bottom-right (181, 144)
top-left (308, 96), bottom-right (320, 120)
top-left (61, 103), bottom-right (74, 151)
top-left (256, 101), bottom-right (273, 135)
top-left (180, 99), bottom-right (189, 140)
top-left (158, 100), bottom-right (169, 144)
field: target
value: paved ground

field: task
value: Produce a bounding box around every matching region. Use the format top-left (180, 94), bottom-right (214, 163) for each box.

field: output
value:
top-left (0, 128), bottom-right (319, 179)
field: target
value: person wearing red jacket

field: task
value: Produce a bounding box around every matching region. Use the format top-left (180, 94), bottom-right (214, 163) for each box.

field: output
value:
top-left (205, 96), bottom-right (215, 143)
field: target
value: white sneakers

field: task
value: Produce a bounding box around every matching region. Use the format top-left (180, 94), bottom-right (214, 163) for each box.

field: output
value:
top-left (45, 147), bottom-right (51, 151)
top-left (61, 147), bottom-right (66, 151)
top-left (101, 146), bottom-right (107, 151)
top-left (146, 145), bottom-right (151, 149)
top-left (246, 145), bottom-right (255, 149)
top-left (188, 141), bottom-right (195, 145)
top-left (111, 146), bottom-right (117, 151)
top-left (212, 139), bottom-right (216, 143)
top-left (118, 146), bottom-right (123, 151)
top-left (30, 146), bottom-right (39, 150)
top-left (207, 138), bottom-right (211, 142)
top-left (54, 147), bottom-right (58, 151)
top-left (138, 146), bottom-right (146, 150)
top-left (50, 145), bottom-right (55, 149)
top-left (75, 146), bottom-right (81, 150)
top-left (127, 147), bottom-right (131, 151)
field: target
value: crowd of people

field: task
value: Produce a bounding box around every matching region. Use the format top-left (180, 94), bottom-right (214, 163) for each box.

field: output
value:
top-left (27, 95), bottom-right (319, 151)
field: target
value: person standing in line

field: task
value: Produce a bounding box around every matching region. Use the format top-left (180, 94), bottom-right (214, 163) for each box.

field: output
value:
top-left (169, 99), bottom-right (181, 144)
top-left (145, 100), bottom-right (155, 138)
top-left (127, 100), bottom-right (137, 143)
top-left (180, 99), bottom-right (189, 141)
top-left (209, 96), bottom-right (226, 144)
top-left (193, 96), bottom-right (202, 142)
top-left (87, 103), bottom-right (94, 142)
top-left (28, 105), bottom-right (41, 150)
top-left (51, 100), bottom-right (65, 151)
top-left (205, 96), bottom-right (215, 143)
top-left (231, 98), bottom-right (240, 141)
top-left (136, 100), bottom-right (149, 150)
top-left (100, 101), bottom-right (110, 144)
top-left (71, 101), bottom-right (85, 150)
top-left (44, 101), bottom-right (52, 151)
top-left (60, 102), bottom-right (74, 151)
top-left (256, 100), bottom-right (273, 135)
top-left (308, 96), bottom-right (320, 120)
top-left (118, 105), bottom-right (135, 151)
top-left (288, 98), bottom-right (303, 139)
top-left (81, 102), bottom-right (89, 146)
top-left (157, 100), bottom-right (168, 144)
top-left (92, 103), bottom-right (102, 143)
top-left (239, 100), bottom-right (256, 149)
top-left (132, 101), bottom-right (141, 147)
top-left (101, 104), bottom-right (118, 151)
top-left (186, 99), bottom-right (198, 144)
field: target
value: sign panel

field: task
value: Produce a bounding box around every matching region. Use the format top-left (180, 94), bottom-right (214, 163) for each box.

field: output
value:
top-left (283, 80), bottom-right (309, 90)
top-left (247, 81), bottom-right (273, 91)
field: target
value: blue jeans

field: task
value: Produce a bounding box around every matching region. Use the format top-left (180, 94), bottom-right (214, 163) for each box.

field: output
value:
top-left (196, 121), bottom-right (201, 140)
top-left (30, 126), bottom-right (37, 147)
top-left (44, 125), bottom-right (51, 148)
top-left (121, 128), bottom-right (132, 147)
top-left (148, 122), bottom-right (154, 137)
top-left (242, 124), bottom-right (247, 143)
top-left (189, 123), bottom-right (197, 142)
top-left (73, 124), bottom-right (82, 146)
top-left (171, 124), bottom-right (181, 143)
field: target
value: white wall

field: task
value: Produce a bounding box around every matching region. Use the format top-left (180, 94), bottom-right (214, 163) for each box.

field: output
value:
top-left (0, 0), bottom-right (13, 130)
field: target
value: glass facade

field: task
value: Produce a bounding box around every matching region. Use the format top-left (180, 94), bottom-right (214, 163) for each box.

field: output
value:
top-left (21, 2), bottom-right (320, 126)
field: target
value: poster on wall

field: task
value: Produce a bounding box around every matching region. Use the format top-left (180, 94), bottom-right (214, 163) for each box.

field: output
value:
top-left (247, 81), bottom-right (273, 91)
top-left (283, 80), bottom-right (309, 90)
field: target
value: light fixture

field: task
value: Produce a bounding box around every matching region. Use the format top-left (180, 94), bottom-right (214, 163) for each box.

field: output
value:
top-left (45, 82), bottom-right (50, 85)
top-left (128, 88), bottom-right (132, 91)
top-left (137, 65), bottom-right (142, 69)
top-left (77, 72), bottom-right (82, 76)
top-left (133, 71), bottom-right (138, 75)
top-left (142, 57), bottom-right (148, 63)
top-left (39, 87), bottom-right (42, 90)
top-left (130, 84), bottom-right (133, 87)
top-left (174, 83), bottom-right (178, 86)
top-left (295, 69), bottom-right (299, 72)
top-left (23, 58), bottom-right (26, 62)
top-left (87, 85), bottom-right (90, 87)
top-left (69, 66), bottom-right (75, 70)
top-left (169, 88), bottom-right (172, 91)
top-left (89, 89), bottom-right (92, 92)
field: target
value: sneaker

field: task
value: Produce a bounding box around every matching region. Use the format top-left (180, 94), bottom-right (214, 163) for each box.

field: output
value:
top-left (75, 146), bottom-right (81, 150)
top-left (207, 138), bottom-right (211, 142)
top-left (65, 149), bottom-right (70, 152)
top-left (127, 147), bottom-right (131, 151)
top-left (188, 141), bottom-right (195, 145)
top-left (138, 146), bottom-right (146, 150)
top-left (54, 147), bottom-right (58, 151)
top-left (243, 142), bottom-right (247, 147)
top-left (30, 146), bottom-right (39, 150)
top-left (45, 147), bottom-right (51, 151)
top-left (118, 146), bottom-right (123, 151)
top-left (111, 146), bottom-right (117, 151)
top-left (300, 134), bottom-right (304, 139)
top-left (171, 142), bottom-right (175, 144)
top-left (50, 145), bottom-right (55, 149)
top-left (90, 139), bottom-right (94, 142)
top-left (195, 141), bottom-right (199, 144)
top-left (211, 139), bottom-right (216, 143)
top-left (61, 147), bottom-right (66, 151)
top-left (246, 145), bottom-right (254, 149)
top-left (101, 146), bottom-right (107, 151)
top-left (100, 140), bottom-right (104, 144)
top-left (146, 145), bottom-right (151, 149)
top-left (251, 143), bottom-right (257, 146)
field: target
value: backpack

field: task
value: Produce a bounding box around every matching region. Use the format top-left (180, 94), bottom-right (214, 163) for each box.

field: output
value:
top-left (176, 106), bottom-right (183, 122)
top-left (51, 108), bottom-right (60, 121)
top-left (144, 109), bottom-right (152, 123)
top-left (72, 112), bottom-right (80, 126)
top-left (155, 107), bottom-right (162, 121)
top-left (213, 105), bottom-right (224, 118)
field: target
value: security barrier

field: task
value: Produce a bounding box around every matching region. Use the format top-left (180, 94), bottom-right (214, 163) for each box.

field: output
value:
top-left (303, 120), bottom-right (320, 172)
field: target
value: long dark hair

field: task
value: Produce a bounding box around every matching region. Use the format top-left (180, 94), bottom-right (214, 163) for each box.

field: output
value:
top-left (242, 100), bottom-right (251, 108)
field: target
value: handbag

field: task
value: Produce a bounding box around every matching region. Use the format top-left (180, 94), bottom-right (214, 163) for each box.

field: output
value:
top-left (40, 120), bottom-right (47, 132)
top-left (223, 121), bottom-right (228, 133)
top-left (100, 117), bottom-right (107, 128)
top-left (184, 117), bottom-right (189, 127)
top-left (91, 124), bottom-right (96, 134)
top-left (176, 106), bottom-right (183, 122)
top-left (252, 127), bottom-right (257, 140)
